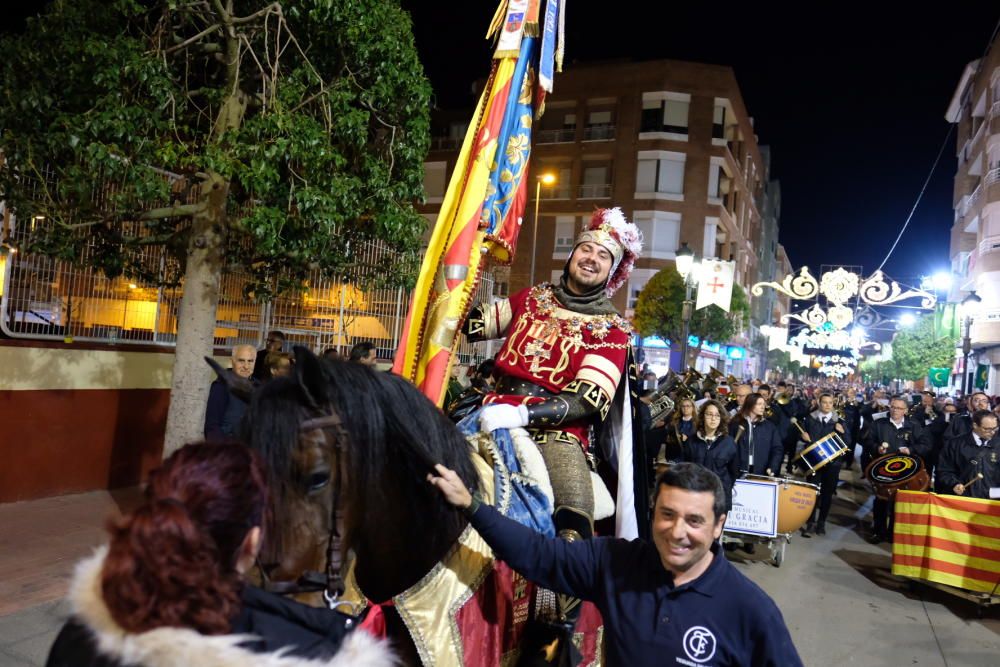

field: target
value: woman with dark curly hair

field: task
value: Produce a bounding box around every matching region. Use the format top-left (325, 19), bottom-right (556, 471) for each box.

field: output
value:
top-left (46, 442), bottom-right (393, 667)
top-left (683, 400), bottom-right (739, 510)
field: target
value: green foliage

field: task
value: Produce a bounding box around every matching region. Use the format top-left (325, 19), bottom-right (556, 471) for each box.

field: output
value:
top-left (0, 0), bottom-right (431, 292)
top-left (889, 315), bottom-right (957, 381)
top-left (767, 347), bottom-right (802, 376)
top-left (633, 267), bottom-right (750, 344)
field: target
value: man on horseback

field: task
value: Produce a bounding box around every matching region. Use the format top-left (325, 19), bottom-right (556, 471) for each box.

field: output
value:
top-left (464, 207), bottom-right (645, 546)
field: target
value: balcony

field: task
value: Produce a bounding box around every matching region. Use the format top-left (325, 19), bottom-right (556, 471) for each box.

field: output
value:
top-left (539, 186), bottom-right (572, 200)
top-left (578, 183), bottom-right (611, 199)
top-left (583, 124), bottom-right (615, 141)
top-left (960, 182), bottom-right (983, 217)
top-left (535, 128), bottom-right (576, 144)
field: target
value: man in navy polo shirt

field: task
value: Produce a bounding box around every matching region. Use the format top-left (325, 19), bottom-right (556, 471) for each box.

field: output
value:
top-left (428, 462), bottom-right (801, 666)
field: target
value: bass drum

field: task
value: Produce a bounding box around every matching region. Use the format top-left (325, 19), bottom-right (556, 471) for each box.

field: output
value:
top-left (864, 453), bottom-right (930, 501)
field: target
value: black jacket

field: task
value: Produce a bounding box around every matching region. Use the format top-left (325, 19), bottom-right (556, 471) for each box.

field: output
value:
top-left (46, 547), bottom-right (392, 667)
top-left (935, 434), bottom-right (1000, 499)
top-left (683, 432), bottom-right (740, 510)
top-left (865, 417), bottom-right (932, 461)
top-left (730, 416), bottom-right (783, 476)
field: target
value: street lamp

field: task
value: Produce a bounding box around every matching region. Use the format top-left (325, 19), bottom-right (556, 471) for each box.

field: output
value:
top-left (528, 171), bottom-right (557, 287)
top-left (960, 291), bottom-right (982, 395)
top-left (674, 242), bottom-right (699, 372)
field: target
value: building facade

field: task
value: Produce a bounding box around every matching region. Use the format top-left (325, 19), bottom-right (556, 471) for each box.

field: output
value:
top-left (422, 59), bottom-right (787, 377)
top-left (946, 34), bottom-right (1000, 391)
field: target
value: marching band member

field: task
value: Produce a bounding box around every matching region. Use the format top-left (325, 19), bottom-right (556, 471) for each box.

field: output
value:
top-left (663, 397), bottom-right (697, 462)
top-left (943, 391), bottom-right (991, 441)
top-left (683, 400), bottom-right (740, 512)
top-left (730, 393), bottom-right (784, 478)
top-left (935, 409), bottom-right (1000, 499)
top-left (799, 393), bottom-right (845, 537)
top-left (863, 397), bottom-right (932, 543)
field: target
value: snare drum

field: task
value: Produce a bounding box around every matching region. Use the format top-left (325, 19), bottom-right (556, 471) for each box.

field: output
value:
top-left (865, 453), bottom-right (930, 500)
top-left (795, 431), bottom-right (848, 473)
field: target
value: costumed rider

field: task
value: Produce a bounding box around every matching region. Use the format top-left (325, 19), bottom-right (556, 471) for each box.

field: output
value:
top-left (463, 207), bottom-right (646, 549)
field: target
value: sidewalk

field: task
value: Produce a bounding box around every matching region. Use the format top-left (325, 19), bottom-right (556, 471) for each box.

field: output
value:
top-left (0, 488), bottom-right (142, 665)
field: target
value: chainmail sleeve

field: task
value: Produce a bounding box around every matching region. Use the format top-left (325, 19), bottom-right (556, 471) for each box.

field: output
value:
top-left (523, 353), bottom-right (622, 427)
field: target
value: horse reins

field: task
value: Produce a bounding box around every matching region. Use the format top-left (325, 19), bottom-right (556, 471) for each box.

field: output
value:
top-left (299, 413), bottom-right (348, 607)
top-left (254, 413), bottom-right (349, 604)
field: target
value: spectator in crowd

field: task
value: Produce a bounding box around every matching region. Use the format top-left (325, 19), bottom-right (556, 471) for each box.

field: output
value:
top-left (322, 347), bottom-right (341, 361)
top-left (427, 462), bottom-right (802, 666)
top-left (348, 341), bottom-right (378, 367)
top-left (204, 345), bottom-right (257, 441)
top-left (46, 442), bottom-right (392, 667)
top-left (252, 330), bottom-right (285, 382)
top-left (265, 351), bottom-right (293, 379)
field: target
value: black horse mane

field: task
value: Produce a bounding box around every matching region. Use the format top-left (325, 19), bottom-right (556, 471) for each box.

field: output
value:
top-left (243, 351), bottom-right (481, 597)
top-left (316, 360), bottom-right (480, 567)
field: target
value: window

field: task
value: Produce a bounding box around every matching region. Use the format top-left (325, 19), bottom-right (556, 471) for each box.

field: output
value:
top-left (640, 93), bottom-right (690, 135)
top-left (636, 151), bottom-right (685, 196)
top-left (708, 163), bottom-right (722, 199)
top-left (632, 211), bottom-right (680, 259)
top-left (553, 216), bottom-right (578, 254)
top-left (587, 110), bottom-right (612, 126)
top-left (712, 105), bottom-right (726, 140)
top-left (423, 161), bottom-right (447, 202)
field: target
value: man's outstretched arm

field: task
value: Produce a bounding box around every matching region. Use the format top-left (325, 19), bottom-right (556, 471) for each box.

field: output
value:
top-left (427, 464), bottom-right (603, 599)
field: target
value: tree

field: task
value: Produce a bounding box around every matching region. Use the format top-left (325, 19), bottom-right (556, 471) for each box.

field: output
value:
top-left (889, 315), bottom-right (957, 382)
top-left (633, 267), bottom-right (750, 364)
top-left (0, 1), bottom-right (431, 454)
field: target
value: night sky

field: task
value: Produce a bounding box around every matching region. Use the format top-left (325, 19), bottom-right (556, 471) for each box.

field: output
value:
top-left (5, 2), bottom-right (999, 284)
top-left (401, 3), bottom-right (1000, 284)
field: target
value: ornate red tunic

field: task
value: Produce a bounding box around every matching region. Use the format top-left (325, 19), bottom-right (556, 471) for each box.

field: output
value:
top-left (479, 284), bottom-right (632, 448)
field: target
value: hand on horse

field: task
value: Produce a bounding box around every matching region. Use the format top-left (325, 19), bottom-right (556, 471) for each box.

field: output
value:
top-left (427, 464), bottom-right (473, 509)
top-left (478, 403), bottom-right (529, 433)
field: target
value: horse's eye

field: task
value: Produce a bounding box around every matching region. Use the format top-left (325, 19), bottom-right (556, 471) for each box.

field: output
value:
top-left (306, 470), bottom-right (331, 493)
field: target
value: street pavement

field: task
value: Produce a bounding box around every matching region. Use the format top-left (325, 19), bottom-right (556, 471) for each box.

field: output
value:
top-left (1, 466), bottom-right (998, 666)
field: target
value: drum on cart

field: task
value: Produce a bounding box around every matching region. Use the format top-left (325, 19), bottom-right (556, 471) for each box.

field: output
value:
top-left (726, 475), bottom-right (819, 537)
top-left (865, 453), bottom-right (930, 500)
top-left (794, 432), bottom-right (848, 474)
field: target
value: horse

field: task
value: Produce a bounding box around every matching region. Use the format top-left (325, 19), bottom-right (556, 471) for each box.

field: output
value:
top-left (239, 348), bottom-right (506, 665)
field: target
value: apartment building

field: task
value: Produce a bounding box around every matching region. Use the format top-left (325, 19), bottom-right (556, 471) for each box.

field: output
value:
top-left (421, 59), bottom-right (781, 375)
top-left (946, 34), bottom-right (1000, 390)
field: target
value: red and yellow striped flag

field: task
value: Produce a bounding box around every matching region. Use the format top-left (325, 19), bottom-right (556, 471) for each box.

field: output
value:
top-left (892, 491), bottom-right (1000, 594)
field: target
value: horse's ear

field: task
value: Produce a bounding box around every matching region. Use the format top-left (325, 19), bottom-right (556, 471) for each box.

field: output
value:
top-left (204, 356), bottom-right (255, 402)
top-left (293, 346), bottom-right (328, 408)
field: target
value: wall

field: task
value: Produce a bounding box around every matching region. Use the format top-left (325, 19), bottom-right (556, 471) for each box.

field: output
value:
top-left (0, 342), bottom-right (179, 502)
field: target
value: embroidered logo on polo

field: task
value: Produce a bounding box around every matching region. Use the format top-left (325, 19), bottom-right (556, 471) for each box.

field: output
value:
top-left (681, 625), bottom-right (717, 663)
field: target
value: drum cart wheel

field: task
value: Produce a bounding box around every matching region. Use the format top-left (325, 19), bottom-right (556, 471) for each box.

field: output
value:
top-left (769, 535), bottom-right (788, 567)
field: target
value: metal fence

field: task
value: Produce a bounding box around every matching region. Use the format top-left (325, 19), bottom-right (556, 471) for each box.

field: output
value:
top-left (0, 208), bottom-right (499, 367)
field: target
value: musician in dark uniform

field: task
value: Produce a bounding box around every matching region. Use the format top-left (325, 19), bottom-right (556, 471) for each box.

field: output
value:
top-left (910, 390), bottom-right (946, 477)
top-left (864, 396), bottom-right (932, 543)
top-left (840, 387), bottom-right (862, 469)
top-left (799, 393), bottom-right (846, 536)
top-left (943, 391), bottom-right (991, 442)
top-left (729, 393), bottom-right (783, 553)
top-left (858, 388), bottom-right (890, 471)
top-left (758, 383), bottom-right (790, 451)
top-left (936, 410), bottom-right (1000, 499)
top-left (730, 393), bottom-right (784, 477)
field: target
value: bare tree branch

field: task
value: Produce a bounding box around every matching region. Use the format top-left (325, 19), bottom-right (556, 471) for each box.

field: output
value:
top-left (164, 23), bottom-right (222, 55)
top-left (139, 202), bottom-right (205, 221)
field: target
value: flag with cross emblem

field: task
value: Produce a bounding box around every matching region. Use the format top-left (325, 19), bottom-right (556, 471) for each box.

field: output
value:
top-left (695, 259), bottom-right (735, 312)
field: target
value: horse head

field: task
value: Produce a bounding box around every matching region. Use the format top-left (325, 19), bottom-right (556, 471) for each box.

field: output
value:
top-left (242, 347), bottom-right (481, 605)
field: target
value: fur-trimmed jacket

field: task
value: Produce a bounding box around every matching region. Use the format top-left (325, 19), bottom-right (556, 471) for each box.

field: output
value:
top-left (45, 546), bottom-right (396, 667)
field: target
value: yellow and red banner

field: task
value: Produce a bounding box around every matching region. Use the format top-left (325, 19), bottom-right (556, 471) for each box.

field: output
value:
top-left (393, 1), bottom-right (564, 406)
top-left (892, 491), bottom-right (1000, 594)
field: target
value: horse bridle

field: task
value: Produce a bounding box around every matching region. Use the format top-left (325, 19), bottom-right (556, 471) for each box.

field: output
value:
top-left (256, 413), bottom-right (348, 609)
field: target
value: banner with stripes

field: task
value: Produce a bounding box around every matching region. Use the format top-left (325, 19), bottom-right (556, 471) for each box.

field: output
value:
top-left (892, 491), bottom-right (1000, 594)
